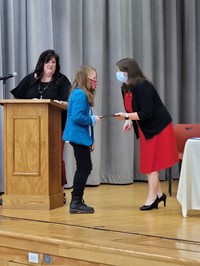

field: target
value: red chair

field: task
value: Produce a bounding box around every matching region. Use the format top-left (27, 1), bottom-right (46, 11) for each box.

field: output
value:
top-left (167, 124), bottom-right (200, 196)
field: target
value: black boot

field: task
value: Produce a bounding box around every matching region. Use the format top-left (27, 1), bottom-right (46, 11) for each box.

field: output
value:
top-left (70, 194), bottom-right (94, 214)
top-left (63, 193), bottom-right (67, 204)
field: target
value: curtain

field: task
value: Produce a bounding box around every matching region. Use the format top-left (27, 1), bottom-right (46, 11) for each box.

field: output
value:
top-left (0, 0), bottom-right (199, 191)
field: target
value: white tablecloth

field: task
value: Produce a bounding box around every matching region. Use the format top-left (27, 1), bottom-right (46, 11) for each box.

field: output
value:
top-left (177, 139), bottom-right (200, 217)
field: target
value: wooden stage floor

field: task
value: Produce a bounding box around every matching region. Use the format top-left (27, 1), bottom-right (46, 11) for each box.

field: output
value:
top-left (0, 180), bottom-right (200, 266)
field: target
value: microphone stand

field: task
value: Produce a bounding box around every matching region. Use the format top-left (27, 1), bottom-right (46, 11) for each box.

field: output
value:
top-left (0, 79), bottom-right (7, 204)
top-left (3, 79), bottom-right (6, 99)
top-left (0, 73), bottom-right (17, 99)
top-left (0, 78), bottom-right (7, 99)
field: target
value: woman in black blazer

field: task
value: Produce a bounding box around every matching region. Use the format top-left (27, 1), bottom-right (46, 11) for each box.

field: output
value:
top-left (115, 58), bottom-right (179, 211)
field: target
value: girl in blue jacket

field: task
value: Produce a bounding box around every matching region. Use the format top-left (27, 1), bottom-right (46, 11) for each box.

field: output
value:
top-left (62, 65), bottom-right (100, 214)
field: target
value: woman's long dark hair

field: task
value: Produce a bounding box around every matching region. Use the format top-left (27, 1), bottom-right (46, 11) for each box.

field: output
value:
top-left (116, 58), bottom-right (147, 92)
top-left (34, 49), bottom-right (60, 79)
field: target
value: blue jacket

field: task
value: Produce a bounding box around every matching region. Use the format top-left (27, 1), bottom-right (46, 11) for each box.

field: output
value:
top-left (62, 87), bottom-right (95, 146)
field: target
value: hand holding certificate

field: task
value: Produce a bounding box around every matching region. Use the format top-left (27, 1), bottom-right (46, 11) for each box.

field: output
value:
top-left (99, 114), bottom-right (120, 119)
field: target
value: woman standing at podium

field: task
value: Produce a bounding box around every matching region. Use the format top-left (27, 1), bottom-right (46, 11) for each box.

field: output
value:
top-left (10, 49), bottom-right (71, 203)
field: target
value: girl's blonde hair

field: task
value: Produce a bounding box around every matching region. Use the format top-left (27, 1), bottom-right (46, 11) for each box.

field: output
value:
top-left (71, 65), bottom-right (96, 106)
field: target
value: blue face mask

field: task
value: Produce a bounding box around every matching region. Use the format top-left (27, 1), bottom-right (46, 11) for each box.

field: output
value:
top-left (116, 71), bottom-right (128, 83)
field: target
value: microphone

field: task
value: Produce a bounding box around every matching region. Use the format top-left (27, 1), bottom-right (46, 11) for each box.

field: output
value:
top-left (0, 72), bottom-right (18, 81)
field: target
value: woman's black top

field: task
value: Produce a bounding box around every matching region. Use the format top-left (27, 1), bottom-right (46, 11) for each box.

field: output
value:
top-left (10, 72), bottom-right (71, 130)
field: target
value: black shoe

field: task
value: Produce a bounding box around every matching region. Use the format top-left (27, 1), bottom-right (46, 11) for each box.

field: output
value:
top-left (140, 197), bottom-right (159, 211)
top-left (70, 198), bottom-right (94, 214)
top-left (63, 193), bottom-right (67, 204)
top-left (157, 193), bottom-right (167, 207)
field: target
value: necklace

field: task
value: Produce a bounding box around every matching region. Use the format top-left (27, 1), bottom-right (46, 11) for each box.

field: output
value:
top-left (38, 80), bottom-right (52, 99)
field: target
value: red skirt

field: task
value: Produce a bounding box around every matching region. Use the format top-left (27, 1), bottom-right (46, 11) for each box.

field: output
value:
top-left (139, 122), bottom-right (179, 174)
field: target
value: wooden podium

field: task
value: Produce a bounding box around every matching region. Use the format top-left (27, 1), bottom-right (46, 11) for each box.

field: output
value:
top-left (0, 99), bottom-right (65, 210)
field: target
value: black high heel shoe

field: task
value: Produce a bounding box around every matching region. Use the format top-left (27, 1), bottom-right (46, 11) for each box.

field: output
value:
top-left (140, 197), bottom-right (159, 211)
top-left (157, 193), bottom-right (167, 207)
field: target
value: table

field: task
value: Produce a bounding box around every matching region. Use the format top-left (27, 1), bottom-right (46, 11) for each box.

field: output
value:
top-left (177, 138), bottom-right (200, 217)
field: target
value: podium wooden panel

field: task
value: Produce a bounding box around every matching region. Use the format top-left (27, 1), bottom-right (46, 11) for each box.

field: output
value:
top-left (0, 99), bottom-right (66, 210)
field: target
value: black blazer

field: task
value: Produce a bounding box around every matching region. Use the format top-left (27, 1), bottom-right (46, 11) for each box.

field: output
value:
top-left (122, 80), bottom-right (172, 139)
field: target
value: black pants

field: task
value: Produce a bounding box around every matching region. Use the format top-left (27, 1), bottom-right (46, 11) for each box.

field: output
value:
top-left (71, 143), bottom-right (92, 198)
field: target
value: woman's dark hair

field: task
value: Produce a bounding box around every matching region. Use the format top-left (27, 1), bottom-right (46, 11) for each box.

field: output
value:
top-left (116, 58), bottom-right (147, 91)
top-left (34, 49), bottom-right (60, 79)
